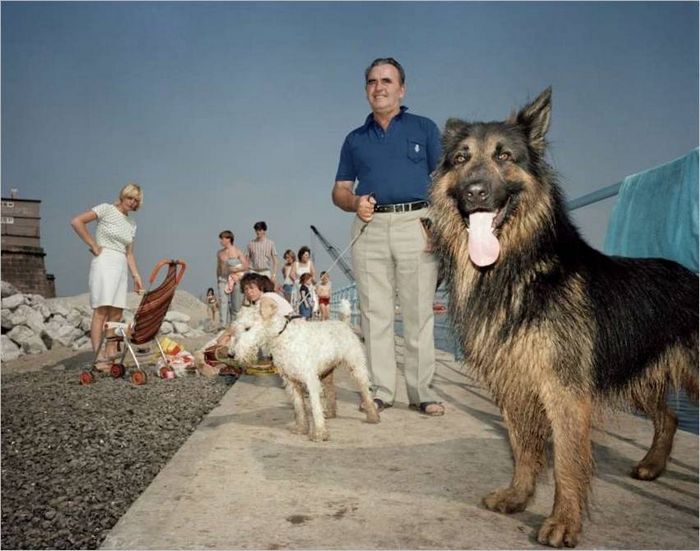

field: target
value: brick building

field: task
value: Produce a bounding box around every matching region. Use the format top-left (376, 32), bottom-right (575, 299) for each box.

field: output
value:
top-left (1, 194), bottom-right (56, 297)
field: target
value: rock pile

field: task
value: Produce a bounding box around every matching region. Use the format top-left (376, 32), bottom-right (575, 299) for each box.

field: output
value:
top-left (1, 281), bottom-right (208, 362)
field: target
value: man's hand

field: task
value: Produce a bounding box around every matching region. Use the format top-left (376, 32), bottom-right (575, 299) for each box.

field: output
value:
top-left (356, 194), bottom-right (377, 223)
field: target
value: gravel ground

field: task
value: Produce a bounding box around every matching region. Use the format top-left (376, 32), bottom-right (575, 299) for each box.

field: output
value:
top-left (1, 350), bottom-right (233, 550)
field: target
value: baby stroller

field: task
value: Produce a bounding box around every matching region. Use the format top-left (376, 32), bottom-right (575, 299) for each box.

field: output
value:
top-left (79, 259), bottom-right (187, 385)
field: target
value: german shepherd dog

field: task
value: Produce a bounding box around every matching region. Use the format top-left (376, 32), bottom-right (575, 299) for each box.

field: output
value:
top-left (429, 88), bottom-right (698, 547)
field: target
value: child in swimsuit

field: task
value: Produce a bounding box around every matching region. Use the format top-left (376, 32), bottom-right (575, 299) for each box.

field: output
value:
top-left (316, 271), bottom-right (331, 321)
top-left (206, 287), bottom-right (219, 322)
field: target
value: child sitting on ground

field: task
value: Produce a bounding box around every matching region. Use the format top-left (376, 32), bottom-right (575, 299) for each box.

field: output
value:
top-left (316, 271), bottom-right (331, 321)
top-left (239, 272), bottom-right (293, 316)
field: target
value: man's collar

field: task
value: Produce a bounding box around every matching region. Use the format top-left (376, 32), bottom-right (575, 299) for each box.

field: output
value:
top-left (364, 105), bottom-right (409, 128)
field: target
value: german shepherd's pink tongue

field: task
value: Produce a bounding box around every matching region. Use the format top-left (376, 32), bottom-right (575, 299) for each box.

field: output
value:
top-left (468, 212), bottom-right (500, 267)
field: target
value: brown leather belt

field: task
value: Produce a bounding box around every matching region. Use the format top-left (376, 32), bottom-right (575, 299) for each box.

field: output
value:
top-left (374, 201), bottom-right (429, 213)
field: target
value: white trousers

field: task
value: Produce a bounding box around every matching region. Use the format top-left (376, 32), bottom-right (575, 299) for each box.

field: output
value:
top-left (351, 209), bottom-right (439, 405)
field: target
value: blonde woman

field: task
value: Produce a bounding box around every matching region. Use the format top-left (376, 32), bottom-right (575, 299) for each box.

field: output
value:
top-left (71, 183), bottom-right (144, 371)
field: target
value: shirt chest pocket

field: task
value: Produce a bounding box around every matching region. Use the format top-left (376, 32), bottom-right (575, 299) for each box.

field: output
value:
top-left (407, 139), bottom-right (427, 163)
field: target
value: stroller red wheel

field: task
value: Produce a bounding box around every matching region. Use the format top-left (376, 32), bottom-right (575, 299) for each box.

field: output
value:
top-left (131, 369), bottom-right (147, 385)
top-left (79, 371), bottom-right (95, 385)
top-left (110, 363), bottom-right (126, 378)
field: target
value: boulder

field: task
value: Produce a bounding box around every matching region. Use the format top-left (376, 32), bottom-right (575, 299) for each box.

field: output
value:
top-left (1, 334), bottom-right (21, 361)
top-left (55, 325), bottom-right (84, 348)
top-left (80, 317), bottom-right (92, 332)
top-left (2, 294), bottom-right (25, 311)
top-left (23, 334), bottom-right (48, 355)
top-left (66, 309), bottom-right (83, 328)
top-left (165, 311), bottom-right (191, 323)
top-left (43, 320), bottom-right (83, 348)
top-left (159, 321), bottom-right (174, 335)
top-left (1, 281), bottom-right (19, 298)
top-left (9, 305), bottom-right (46, 335)
top-left (47, 300), bottom-right (70, 317)
top-left (35, 303), bottom-right (52, 321)
top-left (1, 309), bottom-right (13, 331)
top-left (25, 294), bottom-right (46, 307)
top-left (74, 303), bottom-right (92, 316)
top-left (50, 314), bottom-right (68, 326)
top-left (8, 325), bottom-right (47, 355)
top-left (172, 321), bottom-right (191, 335)
top-left (42, 318), bottom-right (69, 348)
top-left (8, 325), bottom-right (34, 345)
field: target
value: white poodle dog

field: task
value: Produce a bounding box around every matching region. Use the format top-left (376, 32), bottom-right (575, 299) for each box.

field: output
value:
top-left (230, 296), bottom-right (380, 441)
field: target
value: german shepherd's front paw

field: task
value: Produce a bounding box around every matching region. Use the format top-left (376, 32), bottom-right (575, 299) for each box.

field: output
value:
top-left (481, 487), bottom-right (530, 513)
top-left (537, 515), bottom-right (581, 548)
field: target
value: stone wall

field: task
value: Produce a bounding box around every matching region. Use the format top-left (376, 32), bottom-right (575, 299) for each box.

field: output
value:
top-left (1, 246), bottom-right (55, 298)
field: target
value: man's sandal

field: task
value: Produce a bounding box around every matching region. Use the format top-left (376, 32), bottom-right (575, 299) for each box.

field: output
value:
top-left (410, 402), bottom-right (445, 416)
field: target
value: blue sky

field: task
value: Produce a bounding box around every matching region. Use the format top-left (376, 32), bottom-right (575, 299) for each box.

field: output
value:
top-left (2, 1), bottom-right (698, 299)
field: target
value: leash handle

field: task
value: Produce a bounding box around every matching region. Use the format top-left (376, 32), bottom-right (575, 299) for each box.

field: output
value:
top-left (323, 192), bottom-right (376, 278)
top-left (368, 191), bottom-right (377, 211)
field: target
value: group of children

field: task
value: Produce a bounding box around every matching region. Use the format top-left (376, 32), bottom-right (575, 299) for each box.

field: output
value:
top-left (206, 256), bottom-right (332, 323)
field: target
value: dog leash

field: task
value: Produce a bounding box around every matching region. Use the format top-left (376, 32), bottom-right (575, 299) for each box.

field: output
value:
top-left (296, 193), bottom-right (375, 313)
top-left (323, 192), bottom-right (375, 279)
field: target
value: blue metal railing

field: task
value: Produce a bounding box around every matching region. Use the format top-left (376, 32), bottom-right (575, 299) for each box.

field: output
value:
top-left (566, 182), bottom-right (622, 211)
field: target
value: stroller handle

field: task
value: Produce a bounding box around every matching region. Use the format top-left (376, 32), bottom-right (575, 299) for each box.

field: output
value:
top-left (149, 259), bottom-right (187, 286)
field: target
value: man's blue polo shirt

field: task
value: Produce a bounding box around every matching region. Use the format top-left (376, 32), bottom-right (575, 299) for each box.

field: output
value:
top-left (335, 106), bottom-right (442, 205)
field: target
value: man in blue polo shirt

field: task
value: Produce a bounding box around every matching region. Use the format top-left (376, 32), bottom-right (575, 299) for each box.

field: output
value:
top-left (332, 57), bottom-right (444, 417)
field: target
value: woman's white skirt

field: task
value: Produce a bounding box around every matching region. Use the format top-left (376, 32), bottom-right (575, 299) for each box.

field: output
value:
top-left (89, 248), bottom-right (128, 309)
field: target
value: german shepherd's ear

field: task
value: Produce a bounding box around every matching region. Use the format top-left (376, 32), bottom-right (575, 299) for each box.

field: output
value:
top-left (259, 296), bottom-right (279, 320)
top-left (515, 87), bottom-right (552, 156)
top-left (442, 117), bottom-right (468, 151)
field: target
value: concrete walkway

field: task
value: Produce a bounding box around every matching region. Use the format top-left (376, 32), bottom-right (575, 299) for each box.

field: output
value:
top-left (102, 340), bottom-right (698, 550)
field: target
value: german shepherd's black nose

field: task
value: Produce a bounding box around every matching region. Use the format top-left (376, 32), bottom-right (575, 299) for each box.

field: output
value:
top-left (464, 181), bottom-right (490, 207)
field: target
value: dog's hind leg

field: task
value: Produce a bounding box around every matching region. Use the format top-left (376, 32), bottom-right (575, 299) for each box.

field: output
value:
top-left (321, 370), bottom-right (337, 418)
top-left (630, 382), bottom-right (678, 481)
top-left (483, 395), bottom-right (549, 514)
top-left (537, 390), bottom-right (593, 549)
